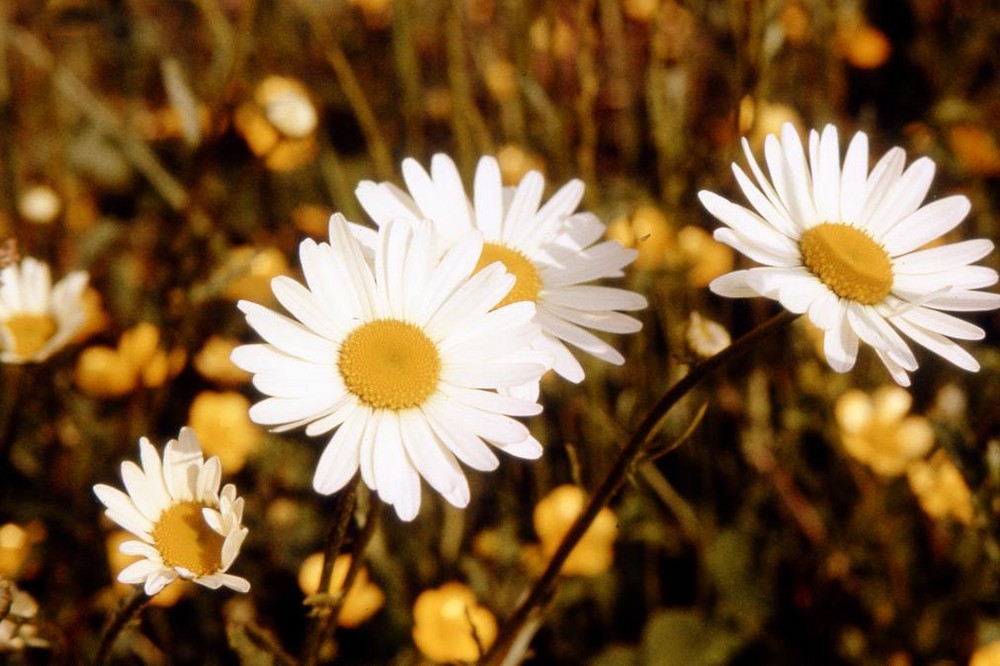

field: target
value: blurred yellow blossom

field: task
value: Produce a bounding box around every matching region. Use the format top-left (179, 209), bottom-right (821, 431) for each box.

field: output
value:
top-left (971, 640), bottom-right (1000, 666)
top-left (780, 2), bottom-right (810, 45)
top-left (948, 123), bottom-right (1000, 178)
top-left (907, 450), bottom-right (974, 524)
top-left (71, 287), bottom-right (109, 344)
top-left (298, 553), bottom-right (384, 628)
top-left (349, 0), bottom-right (393, 30)
top-left (75, 323), bottom-right (186, 398)
top-left (676, 225), bottom-right (734, 287)
top-left (835, 387), bottom-right (934, 477)
top-left (194, 336), bottom-right (252, 386)
top-left (104, 531), bottom-right (193, 607)
top-left (221, 246), bottom-right (290, 304)
top-left (686, 311), bottom-right (731, 359)
top-left (0, 524), bottom-right (31, 578)
top-left (189, 391), bottom-right (262, 474)
top-left (607, 204), bottom-right (674, 272)
top-left (233, 76), bottom-right (317, 171)
top-left (17, 184), bottom-right (61, 225)
top-left (412, 581), bottom-right (497, 663)
top-left (496, 144), bottom-right (546, 186)
top-left (291, 204), bottom-right (334, 239)
top-left (739, 97), bottom-right (804, 149)
top-left (837, 15), bottom-right (891, 69)
top-left (533, 485), bottom-right (618, 577)
top-left (483, 60), bottom-right (518, 102)
top-left (621, 0), bottom-right (658, 23)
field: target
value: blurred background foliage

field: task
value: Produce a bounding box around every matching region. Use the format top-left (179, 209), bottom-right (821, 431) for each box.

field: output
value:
top-left (2, 0), bottom-right (1000, 663)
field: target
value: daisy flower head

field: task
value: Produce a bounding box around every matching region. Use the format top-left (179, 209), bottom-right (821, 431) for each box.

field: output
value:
top-left (0, 257), bottom-right (88, 363)
top-left (231, 214), bottom-right (549, 521)
top-left (355, 153), bottom-right (648, 384)
top-left (701, 123), bottom-right (1000, 386)
top-left (93, 427), bottom-right (250, 595)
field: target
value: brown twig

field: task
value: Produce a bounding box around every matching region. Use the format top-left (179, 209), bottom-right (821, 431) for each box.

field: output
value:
top-left (479, 310), bottom-right (797, 665)
top-left (301, 476), bottom-right (360, 666)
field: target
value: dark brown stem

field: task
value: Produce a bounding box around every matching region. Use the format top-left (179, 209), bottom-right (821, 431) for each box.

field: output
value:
top-left (480, 310), bottom-right (797, 665)
top-left (301, 476), bottom-right (360, 666)
top-left (94, 587), bottom-right (151, 665)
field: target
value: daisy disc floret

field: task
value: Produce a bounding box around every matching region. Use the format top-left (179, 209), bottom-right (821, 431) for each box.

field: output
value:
top-left (701, 123), bottom-right (1000, 386)
top-left (0, 257), bottom-right (88, 363)
top-left (231, 215), bottom-right (549, 521)
top-left (93, 428), bottom-right (250, 595)
top-left (355, 153), bottom-right (648, 384)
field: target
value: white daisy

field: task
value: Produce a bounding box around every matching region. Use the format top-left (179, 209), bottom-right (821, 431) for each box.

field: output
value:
top-left (231, 214), bottom-right (549, 521)
top-left (355, 153), bottom-right (648, 384)
top-left (700, 123), bottom-right (1000, 386)
top-left (93, 428), bottom-right (250, 595)
top-left (0, 257), bottom-right (88, 363)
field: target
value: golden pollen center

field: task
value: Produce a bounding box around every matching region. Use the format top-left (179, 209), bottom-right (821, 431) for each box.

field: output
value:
top-left (338, 319), bottom-right (441, 410)
top-left (799, 223), bottom-right (893, 305)
top-left (151, 501), bottom-right (224, 576)
top-left (474, 242), bottom-right (542, 309)
top-left (4, 314), bottom-right (57, 358)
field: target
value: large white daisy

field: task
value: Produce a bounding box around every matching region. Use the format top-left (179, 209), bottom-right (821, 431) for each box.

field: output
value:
top-left (0, 257), bottom-right (88, 363)
top-left (231, 214), bottom-right (549, 521)
top-left (701, 123), bottom-right (1000, 386)
top-left (93, 428), bottom-right (250, 595)
top-left (355, 153), bottom-right (647, 384)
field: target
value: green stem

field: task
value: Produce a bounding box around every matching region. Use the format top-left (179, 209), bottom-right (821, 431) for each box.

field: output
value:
top-left (301, 476), bottom-right (360, 666)
top-left (480, 310), bottom-right (797, 665)
top-left (94, 587), bottom-right (151, 665)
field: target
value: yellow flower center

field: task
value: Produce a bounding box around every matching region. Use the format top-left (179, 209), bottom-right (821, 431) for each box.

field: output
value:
top-left (4, 314), bottom-right (57, 358)
top-left (799, 223), bottom-right (893, 305)
top-left (474, 242), bottom-right (542, 308)
top-left (338, 319), bottom-right (441, 410)
top-left (151, 501), bottom-right (224, 576)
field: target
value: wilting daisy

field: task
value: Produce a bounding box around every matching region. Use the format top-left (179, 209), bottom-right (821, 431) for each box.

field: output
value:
top-left (93, 428), bottom-right (250, 595)
top-left (232, 215), bottom-right (548, 520)
top-left (0, 257), bottom-right (88, 363)
top-left (355, 153), bottom-right (647, 384)
top-left (701, 123), bottom-right (1000, 385)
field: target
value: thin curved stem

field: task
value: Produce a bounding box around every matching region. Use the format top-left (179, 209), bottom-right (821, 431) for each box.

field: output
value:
top-left (94, 587), bottom-right (151, 665)
top-left (301, 476), bottom-right (360, 666)
top-left (480, 310), bottom-right (797, 665)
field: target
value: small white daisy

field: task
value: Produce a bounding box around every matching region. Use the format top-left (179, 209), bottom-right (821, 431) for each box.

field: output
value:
top-left (231, 215), bottom-right (549, 521)
top-left (93, 428), bottom-right (250, 595)
top-left (701, 123), bottom-right (1000, 386)
top-left (355, 153), bottom-right (648, 384)
top-left (0, 257), bottom-right (88, 363)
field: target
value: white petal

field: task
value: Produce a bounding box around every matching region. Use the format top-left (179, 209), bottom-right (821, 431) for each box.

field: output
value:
top-left (812, 124), bottom-right (841, 224)
top-left (313, 410), bottom-right (365, 494)
top-left (893, 239), bottom-right (994, 274)
top-left (881, 196), bottom-right (971, 257)
top-left (922, 290), bottom-right (1000, 312)
top-left (709, 271), bottom-right (761, 298)
top-left (846, 304), bottom-right (917, 371)
top-left (120, 461), bottom-right (163, 522)
top-left (399, 410), bottom-right (469, 508)
top-left (890, 316), bottom-right (981, 372)
top-left (866, 157), bottom-right (936, 239)
top-left (892, 305), bottom-right (984, 341)
top-left (94, 484), bottom-right (155, 536)
top-left (237, 301), bottom-right (335, 363)
top-left (117, 559), bottom-right (162, 585)
top-left (542, 285), bottom-right (648, 312)
top-left (823, 313), bottom-right (860, 373)
top-left (422, 401), bottom-right (500, 472)
top-left (839, 130), bottom-right (869, 224)
top-left (474, 157), bottom-right (504, 240)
